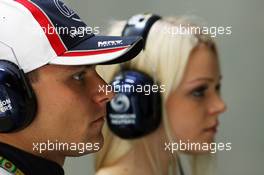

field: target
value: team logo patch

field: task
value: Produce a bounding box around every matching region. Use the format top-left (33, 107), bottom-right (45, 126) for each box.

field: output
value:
top-left (53, 0), bottom-right (82, 22)
top-left (98, 40), bottom-right (123, 48)
top-left (0, 156), bottom-right (25, 175)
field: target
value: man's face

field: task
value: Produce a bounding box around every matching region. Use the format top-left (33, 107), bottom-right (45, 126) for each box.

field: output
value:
top-left (30, 65), bottom-right (114, 156)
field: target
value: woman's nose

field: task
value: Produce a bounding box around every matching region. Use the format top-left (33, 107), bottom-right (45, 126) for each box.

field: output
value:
top-left (208, 94), bottom-right (227, 116)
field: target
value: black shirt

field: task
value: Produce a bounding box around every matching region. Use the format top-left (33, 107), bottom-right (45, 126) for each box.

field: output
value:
top-left (0, 142), bottom-right (64, 175)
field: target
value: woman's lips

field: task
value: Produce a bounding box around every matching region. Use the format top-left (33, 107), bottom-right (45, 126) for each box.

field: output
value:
top-left (204, 126), bottom-right (217, 133)
top-left (204, 121), bottom-right (219, 133)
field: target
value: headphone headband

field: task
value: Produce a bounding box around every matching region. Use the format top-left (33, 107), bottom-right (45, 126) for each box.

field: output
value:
top-left (122, 14), bottom-right (161, 48)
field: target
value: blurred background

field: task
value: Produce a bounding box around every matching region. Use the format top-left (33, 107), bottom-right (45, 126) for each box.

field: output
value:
top-left (63, 0), bottom-right (264, 174)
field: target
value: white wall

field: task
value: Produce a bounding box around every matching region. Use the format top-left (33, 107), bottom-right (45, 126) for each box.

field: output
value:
top-left (63, 0), bottom-right (264, 174)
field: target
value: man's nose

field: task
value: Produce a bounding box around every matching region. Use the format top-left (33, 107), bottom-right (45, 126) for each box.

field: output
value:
top-left (93, 75), bottom-right (115, 105)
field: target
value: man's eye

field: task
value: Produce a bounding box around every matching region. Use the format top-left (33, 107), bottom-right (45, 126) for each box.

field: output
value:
top-left (191, 86), bottom-right (208, 97)
top-left (72, 71), bottom-right (86, 81)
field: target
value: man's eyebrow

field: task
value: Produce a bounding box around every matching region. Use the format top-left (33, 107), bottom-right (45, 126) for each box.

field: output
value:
top-left (66, 65), bottom-right (93, 73)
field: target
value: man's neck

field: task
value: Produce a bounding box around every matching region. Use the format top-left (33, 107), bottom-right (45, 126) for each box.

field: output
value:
top-left (0, 132), bottom-right (65, 166)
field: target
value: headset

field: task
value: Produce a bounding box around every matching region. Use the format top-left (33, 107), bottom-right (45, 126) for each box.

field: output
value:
top-left (0, 41), bottom-right (37, 133)
top-left (106, 14), bottom-right (162, 139)
top-left (106, 14), bottom-right (185, 175)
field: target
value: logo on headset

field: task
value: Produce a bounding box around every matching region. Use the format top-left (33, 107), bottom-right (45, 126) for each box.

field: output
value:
top-left (0, 98), bottom-right (12, 113)
top-left (53, 0), bottom-right (82, 22)
top-left (127, 14), bottom-right (151, 26)
top-left (110, 94), bottom-right (130, 113)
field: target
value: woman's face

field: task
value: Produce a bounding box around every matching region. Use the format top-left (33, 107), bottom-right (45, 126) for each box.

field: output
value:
top-left (166, 43), bottom-right (226, 153)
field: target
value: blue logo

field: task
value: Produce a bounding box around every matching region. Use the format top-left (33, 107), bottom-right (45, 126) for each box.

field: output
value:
top-left (110, 94), bottom-right (130, 113)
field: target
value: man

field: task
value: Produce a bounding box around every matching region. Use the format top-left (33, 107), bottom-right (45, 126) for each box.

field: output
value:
top-left (0, 0), bottom-right (143, 174)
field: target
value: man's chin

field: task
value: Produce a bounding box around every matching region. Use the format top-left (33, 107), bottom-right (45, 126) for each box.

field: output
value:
top-left (64, 134), bottom-right (104, 157)
top-left (92, 131), bottom-right (104, 145)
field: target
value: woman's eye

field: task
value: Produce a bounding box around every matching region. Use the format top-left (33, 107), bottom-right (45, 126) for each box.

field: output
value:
top-left (72, 71), bottom-right (86, 81)
top-left (216, 83), bottom-right (221, 93)
top-left (191, 86), bottom-right (208, 98)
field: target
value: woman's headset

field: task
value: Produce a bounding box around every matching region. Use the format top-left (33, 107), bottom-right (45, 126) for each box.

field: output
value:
top-left (0, 41), bottom-right (37, 133)
top-left (106, 14), bottom-right (162, 139)
top-left (106, 14), bottom-right (185, 175)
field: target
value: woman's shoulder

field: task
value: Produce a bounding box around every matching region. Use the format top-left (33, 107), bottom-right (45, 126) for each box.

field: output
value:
top-left (95, 165), bottom-right (130, 175)
top-left (95, 168), bottom-right (113, 175)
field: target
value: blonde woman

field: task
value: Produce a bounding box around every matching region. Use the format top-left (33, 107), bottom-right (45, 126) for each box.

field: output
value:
top-left (95, 14), bottom-right (227, 175)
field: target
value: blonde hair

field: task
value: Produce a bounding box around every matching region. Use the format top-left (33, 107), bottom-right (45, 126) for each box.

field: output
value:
top-left (96, 16), bottom-right (218, 175)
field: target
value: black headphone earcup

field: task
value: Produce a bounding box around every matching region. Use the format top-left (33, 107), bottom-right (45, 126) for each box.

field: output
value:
top-left (106, 70), bottom-right (161, 139)
top-left (107, 14), bottom-right (162, 139)
top-left (0, 61), bottom-right (37, 132)
top-left (17, 72), bottom-right (38, 131)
